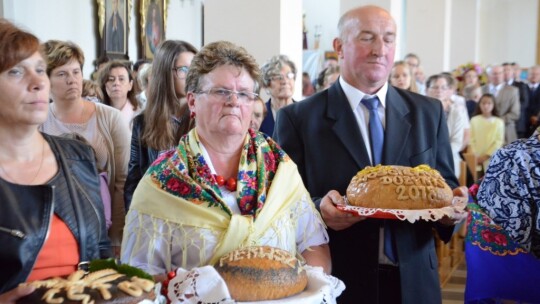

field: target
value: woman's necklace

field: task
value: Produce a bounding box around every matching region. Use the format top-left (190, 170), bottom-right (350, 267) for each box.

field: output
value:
top-left (0, 137), bottom-right (45, 185)
top-left (213, 174), bottom-right (237, 192)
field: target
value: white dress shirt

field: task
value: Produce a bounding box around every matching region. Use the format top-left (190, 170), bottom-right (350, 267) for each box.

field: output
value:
top-left (339, 76), bottom-right (388, 166)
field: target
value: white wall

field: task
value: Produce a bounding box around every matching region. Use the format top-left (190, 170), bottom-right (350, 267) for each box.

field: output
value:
top-left (449, 0), bottom-right (479, 70)
top-left (402, 0), bottom-right (448, 77)
top-left (478, 0), bottom-right (538, 68)
top-left (1, 0), bottom-right (538, 80)
top-left (2, 0), bottom-right (99, 79)
top-left (303, 0), bottom-right (538, 79)
top-left (165, 0), bottom-right (202, 49)
top-left (302, 0), bottom-right (339, 52)
top-left (0, 0), bottom-right (202, 79)
top-left (204, 0), bottom-right (303, 100)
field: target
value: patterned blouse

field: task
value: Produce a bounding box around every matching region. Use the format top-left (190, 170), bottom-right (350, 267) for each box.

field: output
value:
top-left (477, 133), bottom-right (540, 258)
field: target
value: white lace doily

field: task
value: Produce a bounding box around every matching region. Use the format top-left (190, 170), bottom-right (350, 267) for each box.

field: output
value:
top-left (166, 265), bottom-right (345, 304)
top-left (337, 197), bottom-right (468, 223)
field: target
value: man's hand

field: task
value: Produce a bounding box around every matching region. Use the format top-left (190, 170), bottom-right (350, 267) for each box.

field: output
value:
top-left (320, 190), bottom-right (365, 231)
top-left (438, 186), bottom-right (469, 226)
top-left (0, 285), bottom-right (35, 304)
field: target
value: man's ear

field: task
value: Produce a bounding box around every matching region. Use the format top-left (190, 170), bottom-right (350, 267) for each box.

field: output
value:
top-left (333, 38), bottom-right (344, 59)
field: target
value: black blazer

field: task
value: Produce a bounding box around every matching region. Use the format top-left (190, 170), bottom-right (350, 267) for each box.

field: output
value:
top-left (124, 114), bottom-right (160, 210)
top-left (124, 110), bottom-right (192, 210)
top-left (527, 85), bottom-right (540, 133)
top-left (259, 99), bottom-right (275, 137)
top-left (511, 80), bottom-right (530, 135)
top-left (274, 81), bottom-right (458, 304)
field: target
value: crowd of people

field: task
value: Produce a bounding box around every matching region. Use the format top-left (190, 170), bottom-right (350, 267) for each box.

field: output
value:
top-left (0, 4), bottom-right (539, 304)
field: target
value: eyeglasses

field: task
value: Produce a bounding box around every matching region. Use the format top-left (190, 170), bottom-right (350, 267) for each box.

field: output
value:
top-left (269, 72), bottom-right (295, 82)
top-left (196, 88), bottom-right (259, 104)
top-left (428, 86), bottom-right (448, 91)
top-left (173, 66), bottom-right (189, 78)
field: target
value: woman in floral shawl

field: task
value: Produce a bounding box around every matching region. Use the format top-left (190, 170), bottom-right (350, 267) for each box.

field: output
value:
top-left (121, 41), bottom-right (330, 276)
top-left (464, 126), bottom-right (540, 303)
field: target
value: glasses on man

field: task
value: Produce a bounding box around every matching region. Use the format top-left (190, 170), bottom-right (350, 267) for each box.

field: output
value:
top-left (428, 85), bottom-right (448, 91)
top-left (269, 72), bottom-right (295, 82)
top-left (196, 88), bottom-right (259, 104)
top-left (173, 66), bottom-right (189, 78)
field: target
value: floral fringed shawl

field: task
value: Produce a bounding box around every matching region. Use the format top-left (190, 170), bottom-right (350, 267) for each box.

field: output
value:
top-left (121, 129), bottom-right (327, 272)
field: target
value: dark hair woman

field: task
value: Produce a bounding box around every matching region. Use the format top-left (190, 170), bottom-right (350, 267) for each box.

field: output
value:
top-left (124, 40), bottom-right (197, 209)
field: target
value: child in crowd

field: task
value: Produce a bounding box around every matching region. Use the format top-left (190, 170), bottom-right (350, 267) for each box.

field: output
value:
top-left (469, 93), bottom-right (505, 174)
top-left (389, 61), bottom-right (418, 93)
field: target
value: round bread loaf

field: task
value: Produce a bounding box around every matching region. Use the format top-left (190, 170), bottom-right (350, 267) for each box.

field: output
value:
top-left (346, 165), bottom-right (453, 209)
top-left (214, 246), bottom-right (308, 301)
top-left (17, 269), bottom-right (155, 304)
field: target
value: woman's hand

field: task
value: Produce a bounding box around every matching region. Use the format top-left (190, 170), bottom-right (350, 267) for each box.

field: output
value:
top-left (301, 244), bottom-right (332, 274)
top-left (0, 285), bottom-right (35, 304)
top-left (320, 190), bottom-right (365, 231)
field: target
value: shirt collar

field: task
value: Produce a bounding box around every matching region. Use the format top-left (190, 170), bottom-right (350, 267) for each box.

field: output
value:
top-left (491, 83), bottom-right (504, 91)
top-left (339, 76), bottom-right (388, 112)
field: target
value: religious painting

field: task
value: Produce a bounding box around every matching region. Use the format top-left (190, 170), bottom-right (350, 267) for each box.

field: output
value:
top-left (97, 0), bottom-right (131, 59)
top-left (140, 0), bottom-right (167, 59)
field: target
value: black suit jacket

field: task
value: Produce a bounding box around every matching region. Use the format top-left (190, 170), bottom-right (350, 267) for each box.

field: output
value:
top-left (259, 99), bottom-right (275, 137)
top-left (511, 80), bottom-right (530, 135)
top-left (528, 85), bottom-right (540, 133)
top-left (274, 82), bottom-right (458, 304)
top-left (124, 114), bottom-right (160, 210)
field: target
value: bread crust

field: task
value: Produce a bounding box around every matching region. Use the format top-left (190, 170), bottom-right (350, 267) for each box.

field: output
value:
top-left (215, 246), bottom-right (307, 301)
top-left (346, 165), bottom-right (453, 209)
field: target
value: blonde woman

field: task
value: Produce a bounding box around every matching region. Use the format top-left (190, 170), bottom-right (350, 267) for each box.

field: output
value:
top-left (389, 61), bottom-right (418, 93)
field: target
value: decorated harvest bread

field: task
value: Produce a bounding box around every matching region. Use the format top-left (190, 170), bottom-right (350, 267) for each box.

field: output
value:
top-left (346, 165), bottom-right (453, 210)
top-left (17, 261), bottom-right (155, 304)
top-left (214, 246), bottom-right (308, 301)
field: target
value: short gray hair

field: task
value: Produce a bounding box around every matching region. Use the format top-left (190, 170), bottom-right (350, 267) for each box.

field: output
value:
top-left (260, 54), bottom-right (297, 87)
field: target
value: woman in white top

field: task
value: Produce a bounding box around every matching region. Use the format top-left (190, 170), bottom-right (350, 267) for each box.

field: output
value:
top-left (121, 41), bottom-right (330, 276)
top-left (40, 40), bottom-right (130, 253)
top-left (426, 74), bottom-right (468, 178)
top-left (97, 60), bottom-right (141, 126)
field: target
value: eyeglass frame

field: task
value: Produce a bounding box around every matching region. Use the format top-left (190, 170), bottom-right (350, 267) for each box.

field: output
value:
top-left (268, 72), bottom-right (295, 82)
top-left (428, 85), bottom-right (449, 91)
top-left (173, 66), bottom-right (189, 78)
top-left (195, 87), bottom-right (259, 104)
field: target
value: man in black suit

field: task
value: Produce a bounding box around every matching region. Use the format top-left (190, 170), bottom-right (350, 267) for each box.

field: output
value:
top-left (503, 63), bottom-right (529, 138)
top-left (274, 5), bottom-right (466, 304)
top-left (527, 65), bottom-right (540, 135)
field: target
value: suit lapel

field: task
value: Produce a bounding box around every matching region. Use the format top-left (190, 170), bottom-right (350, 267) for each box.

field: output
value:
top-left (384, 87), bottom-right (411, 164)
top-left (534, 85), bottom-right (540, 98)
top-left (326, 82), bottom-right (370, 168)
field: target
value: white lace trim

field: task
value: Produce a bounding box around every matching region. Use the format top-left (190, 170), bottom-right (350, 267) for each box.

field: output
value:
top-left (337, 197), bottom-right (468, 223)
top-left (166, 265), bottom-right (345, 304)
